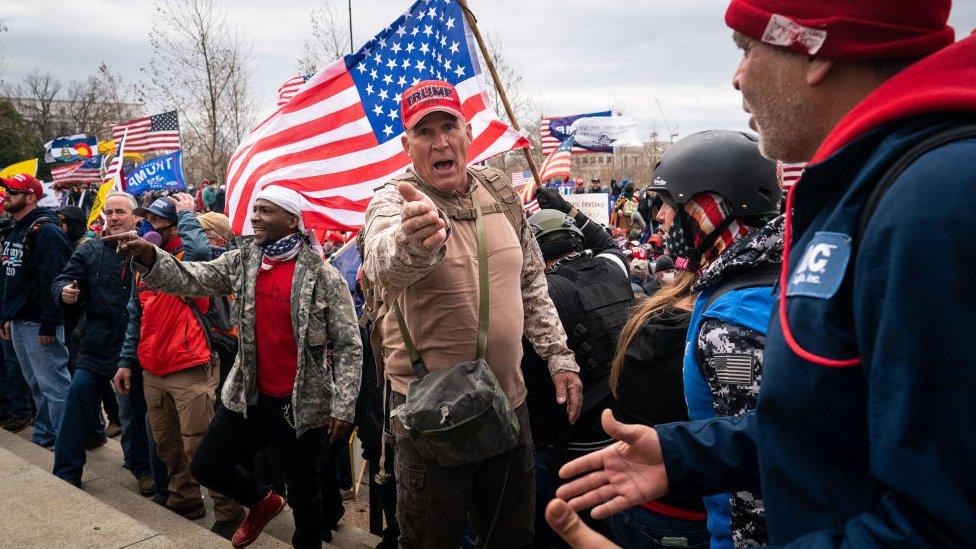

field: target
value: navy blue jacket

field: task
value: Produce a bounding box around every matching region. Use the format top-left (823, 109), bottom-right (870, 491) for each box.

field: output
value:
top-left (1, 208), bottom-right (72, 336)
top-left (52, 238), bottom-right (132, 379)
top-left (655, 36), bottom-right (976, 546)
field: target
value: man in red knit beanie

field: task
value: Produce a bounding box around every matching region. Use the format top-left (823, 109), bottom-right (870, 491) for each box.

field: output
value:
top-left (552, 1), bottom-right (976, 547)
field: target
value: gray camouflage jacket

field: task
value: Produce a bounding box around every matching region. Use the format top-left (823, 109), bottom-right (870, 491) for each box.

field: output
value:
top-left (134, 238), bottom-right (362, 434)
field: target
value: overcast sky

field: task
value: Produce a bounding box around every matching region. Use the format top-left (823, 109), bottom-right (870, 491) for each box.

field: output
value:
top-left (3, 0), bottom-right (975, 140)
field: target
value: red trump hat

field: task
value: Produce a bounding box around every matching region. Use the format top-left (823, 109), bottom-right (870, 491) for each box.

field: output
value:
top-left (400, 80), bottom-right (465, 130)
top-left (1, 173), bottom-right (44, 199)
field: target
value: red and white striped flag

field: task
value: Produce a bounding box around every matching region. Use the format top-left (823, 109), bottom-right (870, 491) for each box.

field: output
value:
top-left (539, 135), bottom-right (574, 182)
top-left (510, 170), bottom-right (540, 212)
top-left (277, 74), bottom-right (312, 106)
top-left (780, 162), bottom-right (805, 188)
top-left (51, 159), bottom-right (102, 187)
top-left (104, 129), bottom-right (128, 191)
top-left (225, 0), bottom-right (530, 233)
top-left (112, 111), bottom-right (181, 154)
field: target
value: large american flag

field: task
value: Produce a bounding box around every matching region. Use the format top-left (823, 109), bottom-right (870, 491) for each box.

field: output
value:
top-left (112, 111), bottom-right (181, 154)
top-left (539, 111), bottom-right (610, 155)
top-left (51, 155), bottom-right (103, 187)
top-left (539, 134), bottom-right (574, 182)
top-left (225, 0), bottom-right (529, 233)
top-left (277, 74), bottom-right (313, 106)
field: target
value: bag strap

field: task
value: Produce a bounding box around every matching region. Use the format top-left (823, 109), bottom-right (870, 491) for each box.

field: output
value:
top-left (855, 121), bottom-right (976, 246)
top-left (392, 186), bottom-right (491, 378)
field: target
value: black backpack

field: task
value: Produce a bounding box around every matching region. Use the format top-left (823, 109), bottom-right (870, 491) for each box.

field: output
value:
top-left (187, 296), bottom-right (239, 360)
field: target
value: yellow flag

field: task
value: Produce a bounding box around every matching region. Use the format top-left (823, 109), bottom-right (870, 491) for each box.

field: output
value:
top-left (98, 140), bottom-right (143, 162)
top-left (0, 158), bottom-right (39, 180)
top-left (86, 181), bottom-right (115, 227)
top-left (97, 139), bottom-right (116, 155)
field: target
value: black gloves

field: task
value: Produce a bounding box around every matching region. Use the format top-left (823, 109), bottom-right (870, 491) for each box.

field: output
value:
top-left (535, 187), bottom-right (572, 214)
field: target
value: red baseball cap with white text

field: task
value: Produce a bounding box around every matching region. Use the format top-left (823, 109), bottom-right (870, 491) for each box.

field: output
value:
top-left (1, 173), bottom-right (45, 199)
top-left (400, 80), bottom-right (465, 130)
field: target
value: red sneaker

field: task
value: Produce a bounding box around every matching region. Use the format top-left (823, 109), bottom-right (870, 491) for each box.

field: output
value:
top-left (231, 490), bottom-right (287, 548)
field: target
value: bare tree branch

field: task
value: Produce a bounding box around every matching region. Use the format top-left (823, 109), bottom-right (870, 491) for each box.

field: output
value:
top-left (298, 0), bottom-right (351, 75)
top-left (142, 0), bottom-right (255, 184)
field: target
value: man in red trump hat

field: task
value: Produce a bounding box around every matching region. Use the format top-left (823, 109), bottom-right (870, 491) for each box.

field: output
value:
top-left (551, 1), bottom-right (976, 547)
top-left (361, 80), bottom-right (583, 547)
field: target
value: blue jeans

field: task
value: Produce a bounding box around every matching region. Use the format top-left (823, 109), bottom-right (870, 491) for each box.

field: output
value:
top-left (53, 369), bottom-right (108, 482)
top-left (10, 321), bottom-right (71, 445)
top-left (0, 337), bottom-right (31, 419)
top-left (117, 369), bottom-right (169, 493)
top-left (605, 506), bottom-right (710, 549)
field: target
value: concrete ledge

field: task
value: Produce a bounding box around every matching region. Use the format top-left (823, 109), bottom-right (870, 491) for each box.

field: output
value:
top-left (0, 444), bottom-right (174, 548)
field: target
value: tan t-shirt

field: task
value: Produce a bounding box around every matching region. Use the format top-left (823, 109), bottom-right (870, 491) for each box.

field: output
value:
top-left (380, 181), bottom-right (528, 407)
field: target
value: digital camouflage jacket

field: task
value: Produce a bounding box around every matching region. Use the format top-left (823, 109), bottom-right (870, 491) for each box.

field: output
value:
top-left (134, 238), bottom-right (363, 434)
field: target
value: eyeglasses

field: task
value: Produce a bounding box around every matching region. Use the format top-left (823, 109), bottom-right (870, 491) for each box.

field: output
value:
top-left (5, 189), bottom-right (30, 197)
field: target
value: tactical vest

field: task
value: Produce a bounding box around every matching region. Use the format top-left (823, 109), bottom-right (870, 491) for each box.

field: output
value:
top-left (358, 165), bottom-right (527, 381)
top-left (382, 165), bottom-right (525, 233)
top-left (547, 254), bottom-right (633, 379)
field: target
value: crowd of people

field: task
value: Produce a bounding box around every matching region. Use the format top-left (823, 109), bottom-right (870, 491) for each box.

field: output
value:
top-left (1, 0), bottom-right (974, 548)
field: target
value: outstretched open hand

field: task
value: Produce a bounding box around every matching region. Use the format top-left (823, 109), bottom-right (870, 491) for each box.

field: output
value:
top-left (555, 409), bottom-right (670, 520)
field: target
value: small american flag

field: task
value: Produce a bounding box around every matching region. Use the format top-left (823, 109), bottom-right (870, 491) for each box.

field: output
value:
top-left (277, 74), bottom-right (313, 106)
top-left (510, 170), bottom-right (532, 190)
top-left (51, 156), bottom-right (103, 187)
top-left (780, 162), bottom-right (805, 188)
top-left (112, 111), bottom-right (181, 154)
top-left (539, 135), bottom-right (574, 182)
top-left (712, 354), bottom-right (755, 385)
top-left (511, 170), bottom-right (540, 212)
top-left (225, 0), bottom-right (529, 233)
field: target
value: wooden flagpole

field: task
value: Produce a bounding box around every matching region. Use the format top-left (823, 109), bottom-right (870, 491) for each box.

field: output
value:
top-left (457, 0), bottom-right (543, 189)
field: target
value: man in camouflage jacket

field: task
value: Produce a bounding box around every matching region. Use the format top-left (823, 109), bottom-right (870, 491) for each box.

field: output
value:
top-left (109, 185), bottom-right (361, 547)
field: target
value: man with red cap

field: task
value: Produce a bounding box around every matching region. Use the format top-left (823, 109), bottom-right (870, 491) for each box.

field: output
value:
top-left (361, 80), bottom-right (582, 547)
top-left (0, 173), bottom-right (73, 448)
top-left (552, 1), bottom-right (976, 546)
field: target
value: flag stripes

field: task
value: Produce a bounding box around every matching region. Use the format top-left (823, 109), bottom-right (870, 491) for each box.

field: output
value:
top-left (225, 0), bottom-right (529, 233)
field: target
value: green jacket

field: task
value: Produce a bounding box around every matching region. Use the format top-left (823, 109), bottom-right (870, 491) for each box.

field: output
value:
top-left (134, 237), bottom-right (362, 434)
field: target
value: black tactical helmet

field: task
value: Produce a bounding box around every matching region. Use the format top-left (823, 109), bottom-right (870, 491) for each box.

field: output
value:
top-left (648, 130), bottom-right (779, 222)
top-left (528, 209), bottom-right (584, 261)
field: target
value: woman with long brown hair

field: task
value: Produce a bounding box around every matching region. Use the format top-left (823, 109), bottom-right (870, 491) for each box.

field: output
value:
top-left (602, 130), bottom-right (783, 549)
top-left (605, 226), bottom-right (711, 548)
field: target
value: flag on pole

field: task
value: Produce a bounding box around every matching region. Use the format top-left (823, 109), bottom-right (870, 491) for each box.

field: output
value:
top-left (225, 0), bottom-right (530, 234)
top-left (86, 181), bottom-right (115, 228)
top-left (44, 134), bottom-right (98, 163)
top-left (51, 155), bottom-right (104, 187)
top-left (510, 170), bottom-right (540, 213)
top-left (539, 111), bottom-right (611, 155)
top-left (0, 158), bottom-right (39, 179)
top-left (510, 170), bottom-right (532, 191)
top-left (104, 129), bottom-right (129, 191)
top-left (539, 134), bottom-right (574, 183)
top-left (277, 74), bottom-right (313, 106)
top-left (111, 111), bottom-right (181, 154)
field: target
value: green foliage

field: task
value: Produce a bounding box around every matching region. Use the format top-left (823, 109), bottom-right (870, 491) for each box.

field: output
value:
top-left (0, 99), bottom-right (42, 170)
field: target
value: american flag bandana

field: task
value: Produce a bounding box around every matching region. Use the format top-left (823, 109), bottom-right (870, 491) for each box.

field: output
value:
top-left (260, 233), bottom-right (303, 271)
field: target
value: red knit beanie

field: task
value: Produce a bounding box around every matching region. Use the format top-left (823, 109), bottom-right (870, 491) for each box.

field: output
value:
top-left (725, 0), bottom-right (955, 60)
